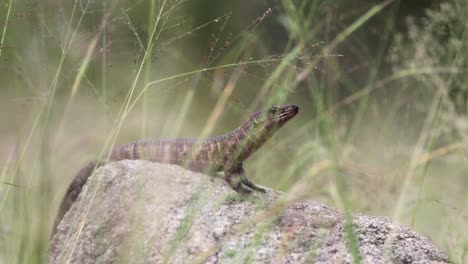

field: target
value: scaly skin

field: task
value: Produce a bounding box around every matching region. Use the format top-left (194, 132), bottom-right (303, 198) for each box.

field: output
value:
top-left (51, 104), bottom-right (299, 237)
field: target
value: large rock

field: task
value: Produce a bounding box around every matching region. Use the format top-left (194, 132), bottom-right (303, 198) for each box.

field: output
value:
top-left (50, 160), bottom-right (449, 263)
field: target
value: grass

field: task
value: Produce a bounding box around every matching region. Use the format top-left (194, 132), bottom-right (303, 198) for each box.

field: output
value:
top-left (0, 0), bottom-right (467, 263)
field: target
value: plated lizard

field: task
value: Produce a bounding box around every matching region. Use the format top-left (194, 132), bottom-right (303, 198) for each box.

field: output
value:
top-left (52, 104), bottom-right (299, 237)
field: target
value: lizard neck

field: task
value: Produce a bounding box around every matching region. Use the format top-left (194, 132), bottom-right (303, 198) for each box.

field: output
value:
top-left (221, 119), bottom-right (268, 163)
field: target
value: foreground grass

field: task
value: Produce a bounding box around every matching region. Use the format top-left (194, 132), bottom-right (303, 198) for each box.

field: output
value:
top-left (0, 0), bottom-right (466, 263)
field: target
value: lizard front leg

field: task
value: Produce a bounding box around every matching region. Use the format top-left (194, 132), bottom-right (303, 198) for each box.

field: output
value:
top-left (225, 165), bottom-right (266, 194)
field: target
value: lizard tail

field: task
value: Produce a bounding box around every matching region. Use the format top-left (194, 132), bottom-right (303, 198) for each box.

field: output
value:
top-left (50, 160), bottom-right (103, 239)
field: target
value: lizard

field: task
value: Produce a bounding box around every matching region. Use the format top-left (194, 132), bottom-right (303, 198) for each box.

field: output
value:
top-left (51, 104), bottom-right (299, 237)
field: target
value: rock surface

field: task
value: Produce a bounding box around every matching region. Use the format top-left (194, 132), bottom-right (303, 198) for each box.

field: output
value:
top-left (50, 160), bottom-right (449, 264)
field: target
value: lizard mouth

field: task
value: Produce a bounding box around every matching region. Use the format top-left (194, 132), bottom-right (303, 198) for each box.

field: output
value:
top-left (278, 104), bottom-right (299, 120)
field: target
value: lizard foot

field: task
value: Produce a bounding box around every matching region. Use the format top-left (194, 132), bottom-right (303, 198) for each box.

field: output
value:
top-left (241, 177), bottom-right (266, 193)
top-left (226, 176), bottom-right (251, 195)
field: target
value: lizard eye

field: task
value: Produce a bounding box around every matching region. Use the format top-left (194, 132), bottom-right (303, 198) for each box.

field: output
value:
top-left (268, 107), bottom-right (279, 115)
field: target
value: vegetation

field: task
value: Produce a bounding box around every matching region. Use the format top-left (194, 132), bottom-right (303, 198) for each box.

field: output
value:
top-left (0, 0), bottom-right (466, 263)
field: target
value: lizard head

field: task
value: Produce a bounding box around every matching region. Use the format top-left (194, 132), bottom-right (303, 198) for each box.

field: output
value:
top-left (232, 104), bottom-right (299, 160)
top-left (250, 104), bottom-right (299, 131)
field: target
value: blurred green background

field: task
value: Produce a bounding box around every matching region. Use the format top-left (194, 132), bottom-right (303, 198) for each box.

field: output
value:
top-left (0, 0), bottom-right (467, 263)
